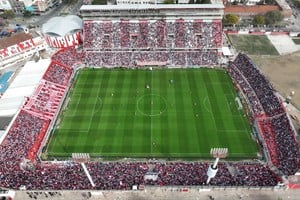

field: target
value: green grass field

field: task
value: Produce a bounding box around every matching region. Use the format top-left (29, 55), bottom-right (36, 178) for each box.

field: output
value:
top-left (47, 68), bottom-right (258, 159)
top-left (228, 34), bottom-right (279, 55)
top-left (292, 38), bottom-right (300, 45)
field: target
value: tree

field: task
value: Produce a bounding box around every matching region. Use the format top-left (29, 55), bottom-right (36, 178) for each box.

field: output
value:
top-left (91, 0), bottom-right (107, 5)
top-left (264, 11), bottom-right (283, 25)
top-left (292, 0), bottom-right (300, 8)
top-left (0, 17), bottom-right (4, 26)
top-left (264, 0), bottom-right (276, 4)
top-left (0, 10), bottom-right (15, 19)
top-left (164, 0), bottom-right (174, 3)
top-left (190, 0), bottom-right (211, 3)
top-left (64, 0), bottom-right (78, 4)
top-left (224, 14), bottom-right (239, 25)
top-left (253, 15), bottom-right (265, 25)
top-left (23, 10), bottom-right (32, 18)
top-left (232, 0), bottom-right (239, 5)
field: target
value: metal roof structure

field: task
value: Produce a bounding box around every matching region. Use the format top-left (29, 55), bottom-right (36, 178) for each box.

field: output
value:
top-left (0, 59), bottom-right (50, 117)
top-left (42, 15), bottom-right (83, 37)
top-left (80, 4), bottom-right (224, 11)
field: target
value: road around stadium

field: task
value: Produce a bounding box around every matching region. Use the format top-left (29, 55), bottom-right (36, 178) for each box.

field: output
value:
top-left (13, 187), bottom-right (300, 200)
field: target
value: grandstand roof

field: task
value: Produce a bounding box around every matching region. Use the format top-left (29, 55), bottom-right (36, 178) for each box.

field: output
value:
top-left (42, 15), bottom-right (83, 37)
top-left (80, 4), bottom-right (224, 11)
top-left (0, 32), bottom-right (32, 49)
top-left (0, 59), bottom-right (50, 117)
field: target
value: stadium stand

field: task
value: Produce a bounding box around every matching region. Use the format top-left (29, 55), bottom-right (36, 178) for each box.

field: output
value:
top-left (0, 3), bottom-right (298, 190)
top-left (51, 47), bottom-right (85, 67)
top-left (42, 61), bottom-right (72, 86)
top-left (228, 53), bottom-right (299, 176)
top-left (0, 48), bottom-right (289, 190)
top-left (22, 79), bottom-right (67, 120)
top-left (83, 19), bottom-right (222, 67)
top-left (81, 4), bottom-right (223, 67)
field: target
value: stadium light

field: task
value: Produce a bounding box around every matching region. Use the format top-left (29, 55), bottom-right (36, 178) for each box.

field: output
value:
top-left (206, 148), bottom-right (228, 184)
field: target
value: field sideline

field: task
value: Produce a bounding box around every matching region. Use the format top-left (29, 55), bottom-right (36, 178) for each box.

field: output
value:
top-left (47, 68), bottom-right (258, 159)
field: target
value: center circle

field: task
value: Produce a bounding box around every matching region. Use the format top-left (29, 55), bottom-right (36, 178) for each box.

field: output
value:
top-left (137, 94), bottom-right (167, 117)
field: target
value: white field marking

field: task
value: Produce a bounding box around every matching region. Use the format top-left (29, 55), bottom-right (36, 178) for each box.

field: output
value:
top-left (151, 70), bottom-right (153, 154)
top-left (203, 95), bottom-right (218, 131)
top-left (225, 88), bottom-right (251, 135)
top-left (136, 94), bottom-right (168, 117)
top-left (217, 129), bottom-right (249, 133)
top-left (51, 130), bottom-right (88, 148)
top-left (202, 96), bottom-right (212, 114)
top-left (87, 84), bottom-right (102, 132)
top-left (206, 82), bottom-right (232, 85)
top-left (65, 94), bottom-right (82, 117)
top-left (58, 130), bottom-right (89, 133)
top-left (92, 97), bottom-right (103, 115)
top-left (224, 94), bottom-right (234, 113)
top-left (90, 152), bottom-right (253, 157)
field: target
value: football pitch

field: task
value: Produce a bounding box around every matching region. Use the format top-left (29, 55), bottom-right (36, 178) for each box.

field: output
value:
top-left (47, 68), bottom-right (258, 159)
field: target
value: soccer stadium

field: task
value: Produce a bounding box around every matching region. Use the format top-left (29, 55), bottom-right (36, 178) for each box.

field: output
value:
top-left (0, 3), bottom-right (299, 198)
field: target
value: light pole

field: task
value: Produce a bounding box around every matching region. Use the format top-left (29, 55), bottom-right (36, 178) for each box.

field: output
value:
top-left (206, 148), bottom-right (228, 184)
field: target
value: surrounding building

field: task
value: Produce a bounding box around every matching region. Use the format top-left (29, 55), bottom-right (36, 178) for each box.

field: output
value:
top-left (224, 0), bottom-right (261, 6)
top-left (116, 0), bottom-right (157, 4)
top-left (224, 0), bottom-right (292, 18)
top-left (0, 0), bottom-right (12, 11)
top-left (0, 0), bottom-right (60, 14)
top-left (0, 31), bottom-right (47, 68)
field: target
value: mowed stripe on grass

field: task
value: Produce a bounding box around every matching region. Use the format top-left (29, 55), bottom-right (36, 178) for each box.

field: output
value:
top-left (47, 68), bottom-right (258, 159)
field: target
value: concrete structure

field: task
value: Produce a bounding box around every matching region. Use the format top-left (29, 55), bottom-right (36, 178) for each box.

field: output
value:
top-left (117, 0), bottom-right (157, 4)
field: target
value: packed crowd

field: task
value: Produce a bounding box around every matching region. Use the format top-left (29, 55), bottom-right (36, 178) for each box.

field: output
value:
top-left (85, 50), bottom-right (219, 67)
top-left (232, 54), bottom-right (284, 117)
top-left (0, 159), bottom-right (280, 190)
top-left (83, 19), bottom-right (221, 49)
top-left (0, 110), bottom-right (50, 188)
top-left (0, 49), bottom-right (295, 190)
top-left (229, 53), bottom-right (299, 176)
top-left (227, 63), bottom-right (265, 116)
top-left (51, 47), bottom-right (85, 68)
top-left (270, 114), bottom-right (298, 175)
top-left (259, 116), bottom-right (298, 174)
top-left (82, 19), bottom-right (221, 67)
top-left (43, 62), bottom-right (73, 86)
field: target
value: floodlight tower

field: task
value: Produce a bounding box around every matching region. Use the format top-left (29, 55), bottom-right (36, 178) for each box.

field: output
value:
top-left (286, 90), bottom-right (295, 104)
top-left (206, 148), bottom-right (228, 184)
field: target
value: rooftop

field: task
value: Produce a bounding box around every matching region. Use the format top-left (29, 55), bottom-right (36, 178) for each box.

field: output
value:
top-left (80, 4), bottom-right (224, 11)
